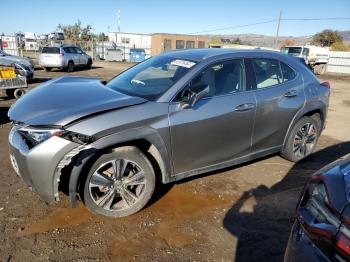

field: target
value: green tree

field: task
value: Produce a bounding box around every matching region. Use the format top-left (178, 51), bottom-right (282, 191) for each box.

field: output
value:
top-left (96, 32), bottom-right (108, 41)
top-left (312, 29), bottom-right (343, 47)
top-left (331, 41), bottom-right (350, 51)
top-left (57, 20), bottom-right (93, 41)
top-left (231, 37), bottom-right (242, 45)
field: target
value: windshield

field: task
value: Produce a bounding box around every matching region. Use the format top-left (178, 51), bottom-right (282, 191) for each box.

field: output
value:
top-left (280, 47), bottom-right (302, 57)
top-left (106, 56), bottom-right (196, 101)
top-left (42, 47), bottom-right (60, 54)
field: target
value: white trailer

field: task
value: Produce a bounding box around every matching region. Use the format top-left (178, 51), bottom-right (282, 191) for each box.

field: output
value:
top-left (281, 45), bottom-right (330, 75)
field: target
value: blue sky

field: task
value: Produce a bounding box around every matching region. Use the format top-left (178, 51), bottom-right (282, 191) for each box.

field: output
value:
top-left (2, 0), bottom-right (350, 36)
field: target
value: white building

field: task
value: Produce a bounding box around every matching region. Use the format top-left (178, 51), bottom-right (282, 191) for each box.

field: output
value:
top-left (107, 32), bottom-right (152, 60)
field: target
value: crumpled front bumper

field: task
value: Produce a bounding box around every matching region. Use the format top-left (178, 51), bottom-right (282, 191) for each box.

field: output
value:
top-left (8, 126), bottom-right (79, 203)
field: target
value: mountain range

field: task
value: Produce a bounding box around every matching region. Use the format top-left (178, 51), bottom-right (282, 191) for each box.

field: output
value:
top-left (209, 30), bottom-right (350, 48)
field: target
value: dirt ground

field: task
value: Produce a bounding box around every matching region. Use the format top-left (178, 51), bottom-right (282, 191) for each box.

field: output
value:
top-left (0, 62), bottom-right (349, 262)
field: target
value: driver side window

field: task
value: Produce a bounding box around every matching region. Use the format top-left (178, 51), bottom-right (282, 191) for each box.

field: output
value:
top-left (179, 59), bottom-right (246, 101)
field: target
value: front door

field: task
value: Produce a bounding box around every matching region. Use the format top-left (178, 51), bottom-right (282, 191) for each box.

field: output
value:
top-left (169, 59), bottom-right (256, 175)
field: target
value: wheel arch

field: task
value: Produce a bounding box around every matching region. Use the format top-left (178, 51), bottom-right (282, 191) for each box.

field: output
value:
top-left (282, 104), bottom-right (326, 149)
top-left (66, 128), bottom-right (172, 207)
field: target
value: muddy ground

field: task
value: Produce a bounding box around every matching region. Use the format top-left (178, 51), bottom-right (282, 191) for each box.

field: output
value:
top-left (0, 62), bottom-right (349, 261)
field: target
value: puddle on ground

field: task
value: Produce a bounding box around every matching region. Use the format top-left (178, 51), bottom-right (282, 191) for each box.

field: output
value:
top-left (149, 184), bottom-right (232, 216)
top-left (109, 185), bottom-right (234, 259)
top-left (15, 183), bottom-right (235, 259)
top-left (15, 204), bottom-right (94, 237)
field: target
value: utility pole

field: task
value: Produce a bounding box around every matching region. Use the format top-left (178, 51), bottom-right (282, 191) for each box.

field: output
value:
top-left (117, 10), bottom-right (121, 32)
top-left (274, 11), bottom-right (282, 49)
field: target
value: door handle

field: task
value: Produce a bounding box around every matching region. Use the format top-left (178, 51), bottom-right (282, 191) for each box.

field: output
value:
top-left (234, 103), bottom-right (255, 112)
top-left (284, 89), bottom-right (298, 97)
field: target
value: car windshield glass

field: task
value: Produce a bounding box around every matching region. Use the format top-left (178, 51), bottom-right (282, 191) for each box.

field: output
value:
top-left (281, 47), bottom-right (302, 57)
top-left (106, 56), bottom-right (196, 101)
top-left (42, 47), bottom-right (60, 54)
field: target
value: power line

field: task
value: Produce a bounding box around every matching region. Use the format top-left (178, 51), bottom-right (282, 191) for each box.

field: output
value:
top-left (189, 20), bottom-right (277, 35)
top-left (189, 17), bottom-right (350, 35)
top-left (282, 17), bottom-right (350, 21)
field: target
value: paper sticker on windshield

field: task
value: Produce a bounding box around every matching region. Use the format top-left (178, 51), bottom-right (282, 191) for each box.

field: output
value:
top-left (170, 59), bottom-right (196, 68)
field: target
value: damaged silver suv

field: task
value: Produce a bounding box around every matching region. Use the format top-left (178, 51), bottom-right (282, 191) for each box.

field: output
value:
top-left (8, 49), bottom-right (330, 217)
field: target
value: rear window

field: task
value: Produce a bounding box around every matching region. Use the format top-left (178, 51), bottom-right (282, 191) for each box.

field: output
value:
top-left (42, 47), bottom-right (60, 54)
top-left (252, 58), bottom-right (296, 89)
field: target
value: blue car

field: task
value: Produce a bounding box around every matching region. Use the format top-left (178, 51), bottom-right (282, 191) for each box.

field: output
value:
top-left (285, 155), bottom-right (350, 262)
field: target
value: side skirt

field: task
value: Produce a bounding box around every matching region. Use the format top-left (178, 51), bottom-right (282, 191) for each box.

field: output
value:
top-left (167, 145), bottom-right (282, 183)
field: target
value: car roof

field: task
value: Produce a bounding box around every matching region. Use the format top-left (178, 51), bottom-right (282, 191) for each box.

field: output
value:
top-left (159, 48), bottom-right (281, 62)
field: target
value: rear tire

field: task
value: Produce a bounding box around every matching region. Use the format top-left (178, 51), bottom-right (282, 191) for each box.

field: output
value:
top-left (66, 61), bottom-right (74, 72)
top-left (43, 67), bottom-right (52, 72)
top-left (282, 116), bottom-right (320, 162)
top-left (14, 89), bottom-right (26, 99)
top-left (82, 146), bottom-right (155, 218)
top-left (86, 59), bottom-right (92, 69)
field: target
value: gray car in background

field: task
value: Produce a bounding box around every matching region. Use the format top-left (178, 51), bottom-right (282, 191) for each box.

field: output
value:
top-left (39, 45), bottom-right (92, 72)
top-left (0, 50), bottom-right (35, 80)
top-left (8, 49), bottom-right (330, 217)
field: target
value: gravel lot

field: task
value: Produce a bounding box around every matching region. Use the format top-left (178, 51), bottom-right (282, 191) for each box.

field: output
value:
top-left (0, 62), bottom-right (349, 261)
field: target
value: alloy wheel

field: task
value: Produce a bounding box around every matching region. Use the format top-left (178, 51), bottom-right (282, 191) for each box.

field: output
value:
top-left (88, 159), bottom-right (147, 211)
top-left (293, 123), bottom-right (317, 159)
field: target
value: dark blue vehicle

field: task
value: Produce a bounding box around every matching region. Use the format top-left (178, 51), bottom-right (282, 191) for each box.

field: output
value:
top-left (285, 155), bottom-right (350, 262)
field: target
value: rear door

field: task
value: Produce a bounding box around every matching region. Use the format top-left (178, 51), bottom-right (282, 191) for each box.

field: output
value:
top-left (169, 58), bottom-right (256, 174)
top-left (63, 47), bottom-right (79, 65)
top-left (69, 47), bottom-right (80, 65)
top-left (75, 47), bottom-right (87, 65)
top-left (249, 58), bottom-right (305, 151)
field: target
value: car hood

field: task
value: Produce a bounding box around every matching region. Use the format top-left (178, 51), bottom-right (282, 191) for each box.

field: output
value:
top-left (8, 76), bottom-right (147, 126)
top-left (0, 55), bottom-right (33, 69)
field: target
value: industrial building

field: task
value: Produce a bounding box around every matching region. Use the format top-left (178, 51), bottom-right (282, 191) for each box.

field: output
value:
top-left (107, 32), bottom-right (209, 61)
top-left (107, 32), bottom-right (152, 61)
top-left (151, 33), bottom-right (209, 56)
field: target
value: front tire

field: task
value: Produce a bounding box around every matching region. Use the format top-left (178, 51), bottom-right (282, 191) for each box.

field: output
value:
top-left (66, 61), bottom-right (74, 72)
top-left (83, 146), bottom-right (155, 217)
top-left (282, 116), bottom-right (320, 162)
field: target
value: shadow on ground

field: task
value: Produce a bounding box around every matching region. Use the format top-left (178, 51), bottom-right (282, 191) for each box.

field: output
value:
top-left (0, 107), bottom-right (10, 125)
top-left (40, 66), bottom-right (104, 73)
top-left (29, 77), bottom-right (52, 84)
top-left (224, 140), bottom-right (350, 261)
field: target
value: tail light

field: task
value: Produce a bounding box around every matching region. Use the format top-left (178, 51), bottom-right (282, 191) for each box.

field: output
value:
top-left (336, 232), bottom-right (350, 258)
top-left (297, 180), bottom-right (340, 258)
top-left (321, 81), bottom-right (330, 88)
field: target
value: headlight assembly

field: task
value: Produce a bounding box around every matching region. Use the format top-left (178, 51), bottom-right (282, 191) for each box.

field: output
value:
top-left (17, 126), bottom-right (94, 148)
top-left (18, 127), bottom-right (65, 148)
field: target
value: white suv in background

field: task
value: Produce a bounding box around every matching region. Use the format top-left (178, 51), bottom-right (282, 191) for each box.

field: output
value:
top-left (39, 45), bottom-right (92, 72)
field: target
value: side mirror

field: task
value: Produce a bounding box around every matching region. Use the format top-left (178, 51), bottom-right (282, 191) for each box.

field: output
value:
top-left (181, 85), bottom-right (210, 109)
